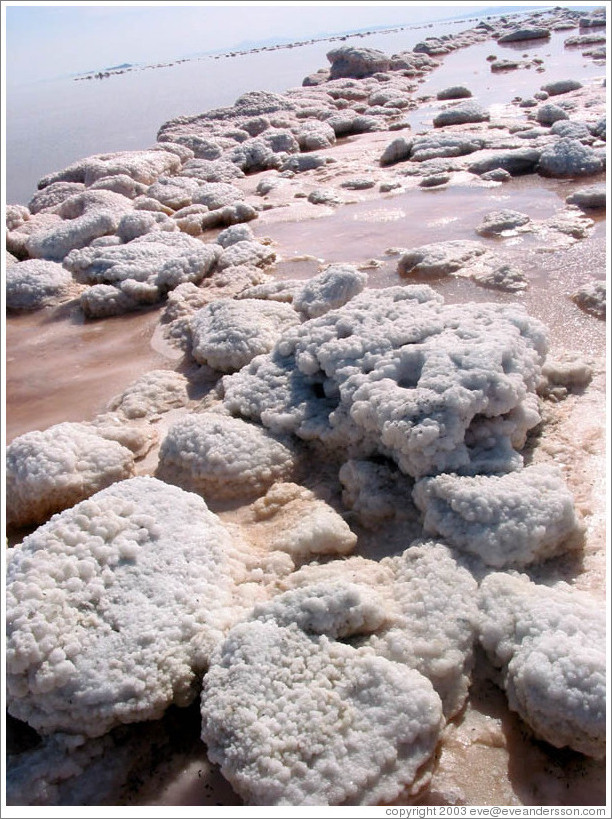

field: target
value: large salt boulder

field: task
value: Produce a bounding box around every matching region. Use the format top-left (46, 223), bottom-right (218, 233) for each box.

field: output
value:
top-left (327, 45), bottom-right (391, 79)
top-left (146, 176), bottom-right (201, 210)
top-left (157, 413), bottom-right (296, 499)
top-left (104, 370), bottom-right (191, 419)
top-left (476, 209), bottom-right (531, 235)
top-left (293, 264), bottom-right (367, 318)
top-left (535, 103), bottom-right (569, 126)
top-left (537, 138), bottom-right (604, 177)
top-left (190, 298), bottom-right (300, 371)
top-left (566, 184), bottom-right (606, 210)
top-left (201, 620), bottom-right (443, 804)
top-left (6, 477), bottom-right (273, 737)
top-left (6, 422), bottom-right (136, 529)
top-left (433, 101), bottom-right (490, 128)
top-left (296, 121), bottom-right (337, 151)
top-left (216, 240), bottom-right (275, 271)
top-left (64, 232), bottom-right (220, 316)
top-left (380, 136), bottom-right (414, 166)
top-left (497, 27), bottom-right (551, 42)
top-left (436, 85), bottom-right (472, 100)
top-left (28, 182), bottom-right (86, 214)
top-left (541, 78), bottom-right (583, 96)
top-left (468, 148), bottom-right (541, 176)
top-left (412, 465), bottom-right (582, 568)
top-left (37, 149), bottom-right (182, 189)
top-left (479, 573), bottom-right (606, 758)
top-left (222, 285), bottom-right (548, 478)
top-left (410, 133), bottom-right (485, 162)
top-left (5, 259), bottom-right (76, 311)
top-left (193, 182), bottom-right (245, 210)
top-left (397, 239), bottom-right (487, 277)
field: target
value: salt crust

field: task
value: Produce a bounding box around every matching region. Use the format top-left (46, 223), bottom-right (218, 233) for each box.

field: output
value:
top-left (222, 285), bottom-right (548, 478)
top-left (6, 477), bottom-right (287, 737)
top-left (479, 573), bottom-right (606, 757)
top-left (6, 259), bottom-right (76, 311)
top-left (190, 298), bottom-right (300, 372)
top-left (157, 413), bottom-right (296, 499)
top-left (104, 369), bottom-right (191, 419)
top-left (6, 422), bottom-right (137, 528)
top-left (412, 464), bottom-right (583, 568)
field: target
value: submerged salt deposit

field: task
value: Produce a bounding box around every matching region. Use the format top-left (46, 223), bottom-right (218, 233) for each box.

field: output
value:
top-left (4, 3), bottom-right (607, 809)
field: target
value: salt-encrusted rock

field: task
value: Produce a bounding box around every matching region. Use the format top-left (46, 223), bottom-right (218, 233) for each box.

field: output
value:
top-left (341, 177), bottom-right (376, 190)
top-left (228, 133), bottom-right (296, 173)
top-left (540, 352), bottom-right (593, 396)
top-left (419, 174), bottom-right (450, 188)
top-left (497, 27), bottom-right (551, 43)
top-left (216, 240), bottom-right (275, 271)
top-left (473, 264), bottom-right (528, 292)
top-left (25, 192), bottom-right (134, 262)
top-left (327, 45), bottom-right (391, 79)
top-left (216, 223), bottom-right (255, 247)
top-left (433, 102), bottom-right (490, 128)
top-left (6, 477), bottom-right (275, 737)
top-left (193, 182), bottom-right (245, 210)
top-left (28, 182), bottom-right (86, 214)
top-left (550, 120), bottom-right (593, 141)
top-left (480, 168), bottom-right (512, 182)
top-left (146, 176), bottom-right (201, 210)
top-left (307, 187), bottom-right (344, 206)
top-left (398, 239), bottom-right (487, 277)
top-left (468, 148), bottom-right (541, 176)
top-left (566, 184), bottom-right (606, 210)
top-left (296, 121), bottom-right (337, 151)
top-left (339, 458), bottom-right (416, 529)
top-left (541, 79), bottom-right (583, 96)
top-left (479, 573), bottom-right (606, 758)
top-left (545, 209), bottom-right (593, 240)
top-left (411, 134), bottom-right (485, 162)
top-left (413, 465), bottom-right (582, 568)
top-left (64, 232), bottom-right (220, 316)
top-left (537, 138), bottom-right (604, 177)
top-left (157, 414), bottom-right (296, 499)
top-left (536, 103), bottom-right (570, 125)
top-left (201, 617), bottom-right (443, 806)
top-left (436, 85), bottom-right (472, 100)
top-left (293, 264), bottom-right (367, 318)
top-left (6, 259), bottom-right (76, 311)
top-left (181, 158), bottom-right (245, 183)
top-left (490, 59), bottom-right (520, 72)
top-left (88, 175), bottom-right (149, 199)
top-left (200, 202), bottom-right (258, 229)
top-left (170, 204), bottom-right (209, 235)
top-left (6, 204), bottom-right (30, 231)
top-left (571, 280), bottom-right (606, 318)
top-left (564, 32), bottom-right (606, 47)
top-left (37, 149), bottom-right (181, 189)
top-left (222, 285), bottom-right (548, 478)
top-left (191, 298), bottom-right (300, 372)
top-left (116, 210), bottom-right (176, 242)
top-left (6, 422), bottom-right (136, 529)
top-left (245, 482), bottom-right (357, 559)
top-left (380, 136), bottom-right (414, 166)
top-left (105, 370), bottom-right (191, 419)
top-left (280, 153), bottom-right (329, 173)
top-left (476, 209), bottom-right (531, 236)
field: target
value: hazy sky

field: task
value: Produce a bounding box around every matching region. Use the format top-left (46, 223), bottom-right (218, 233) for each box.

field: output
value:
top-left (3, 1), bottom-right (547, 85)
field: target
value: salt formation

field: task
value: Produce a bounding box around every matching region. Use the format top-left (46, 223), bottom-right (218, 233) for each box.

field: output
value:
top-left (412, 464), bottom-right (583, 568)
top-left (571, 280), bottom-right (606, 318)
top-left (479, 573), bottom-right (606, 758)
top-left (6, 422), bottom-right (137, 528)
top-left (5, 477), bottom-right (283, 737)
top-left (37, 149), bottom-right (182, 189)
top-left (64, 232), bottom-right (220, 316)
top-left (5, 259), bottom-right (76, 311)
top-left (157, 413), bottom-right (297, 499)
top-left (190, 298), bottom-right (300, 371)
top-left (222, 285), bottom-right (548, 478)
top-left (104, 370), bottom-right (191, 419)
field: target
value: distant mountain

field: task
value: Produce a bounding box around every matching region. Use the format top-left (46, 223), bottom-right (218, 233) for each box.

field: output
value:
top-left (104, 63), bottom-right (135, 71)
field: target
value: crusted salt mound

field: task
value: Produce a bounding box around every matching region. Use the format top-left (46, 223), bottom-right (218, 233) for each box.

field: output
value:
top-left (476, 210), bottom-right (531, 235)
top-left (25, 191), bottom-right (134, 262)
top-left (433, 102), bottom-right (490, 128)
top-left (146, 176), bottom-right (201, 210)
top-left (157, 413), bottom-right (296, 499)
top-left (473, 264), bottom-right (528, 292)
top-left (571, 280), bottom-right (606, 318)
top-left (371, 542), bottom-right (479, 717)
top-left (37, 149), bottom-right (182, 189)
top-left (190, 298), bottom-right (300, 372)
top-left (28, 181), bottom-right (86, 214)
top-left (339, 458), bottom-right (416, 529)
top-left (479, 573), bottom-right (606, 758)
top-left (245, 482), bottom-right (357, 559)
top-left (283, 541), bottom-right (479, 719)
top-left (565, 185), bottom-right (606, 210)
top-left (216, 239), bottom-right (275, 271)
top-left (6, 259), bottom-right (76, 311)
top-left (201, 620), bottom-right (443, 805)
top-left (412, 465), bottom-right (583, 568)
top-left (6, 476), bottom-right (272, 737)
top-left (6, 422), bottom-right (136, 529)
top-left (497, 27), bottom-right (551, 43)
top-left (398, 240), bottom-right (487, 277)
top-left (327, 45), bottom-right (391, 79)
top-left (293, 264), bottom-right (368, 318)
top-left (104, 370), bottom-right (191, 419)
top-left (537, 138), bottom-right (604, 177)
top-left (64, 232), bottom-right (220, 317)
top-left (222, 285), bottom-right (548, 478)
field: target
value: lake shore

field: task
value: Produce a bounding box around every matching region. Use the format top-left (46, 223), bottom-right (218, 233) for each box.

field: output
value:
top-left (4, 4), bottom-right (608, 809)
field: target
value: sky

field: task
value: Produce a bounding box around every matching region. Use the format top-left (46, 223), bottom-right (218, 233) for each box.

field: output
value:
top-left (1, 1), bottom-right (572, 86)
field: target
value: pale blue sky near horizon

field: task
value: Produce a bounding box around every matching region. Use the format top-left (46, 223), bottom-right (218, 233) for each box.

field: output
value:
top-left (3, 1), bottom-right (576, 87)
